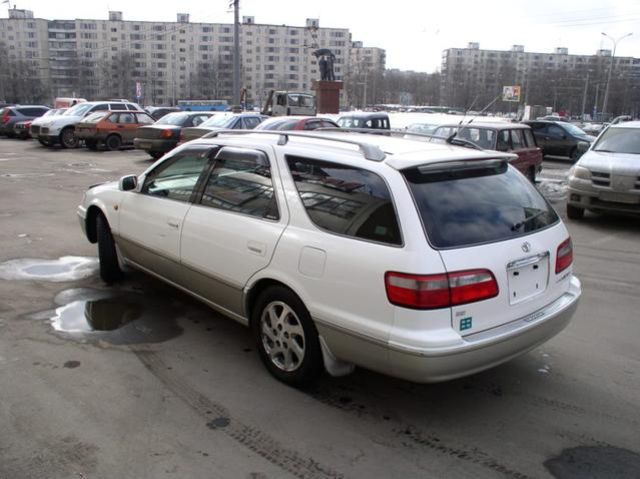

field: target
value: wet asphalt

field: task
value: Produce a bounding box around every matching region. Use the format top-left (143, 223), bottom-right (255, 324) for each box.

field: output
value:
top-left (0, 139), bottom-right (638, 479)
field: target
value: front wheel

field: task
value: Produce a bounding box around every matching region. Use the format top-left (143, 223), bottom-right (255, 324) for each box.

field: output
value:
top-left (251, 286), bottom-right (323, 386)
top-left (60, 128), bottom-right (78, 148)
top-left (96, 213), bottom-right (123, 284)
top-left (569, 147), bottom-right (578, 162)
top-left (149, 151), bottom-right (163, 160)
top-left (567, 204), bottom-right (584, 220)
top-left (527, 166), bottom-right (536, 183)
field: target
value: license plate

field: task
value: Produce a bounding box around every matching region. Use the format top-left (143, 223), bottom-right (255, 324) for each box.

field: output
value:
top-left (600, 192), bottom-right (639, 204)
top-left (507, 254), bottom-right (549, 305)
top-left (138, 141), bottom-right (151, 149)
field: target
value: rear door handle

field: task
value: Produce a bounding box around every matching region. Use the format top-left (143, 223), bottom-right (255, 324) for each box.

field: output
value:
top-left (247, 241), bottom-right (266, 256)
top-left (167, 220), bottom-right (180, 229)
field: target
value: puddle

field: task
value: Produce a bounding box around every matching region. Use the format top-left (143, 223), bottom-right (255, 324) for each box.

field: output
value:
top-left (545, 446), bottom-right (640, 478)
top-left (0, 256), bottom-right (98, 282)
top-left (45, 287), bottom-right (183, 345)
top-left (1, 173), bottom-right (55, 178)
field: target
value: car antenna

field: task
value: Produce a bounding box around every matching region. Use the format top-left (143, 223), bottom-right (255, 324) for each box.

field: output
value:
top-left (446, 93), bottom-right (505, 146)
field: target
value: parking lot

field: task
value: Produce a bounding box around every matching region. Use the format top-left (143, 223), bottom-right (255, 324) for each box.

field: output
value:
top-left (0, 139), bottom-right (639, 478)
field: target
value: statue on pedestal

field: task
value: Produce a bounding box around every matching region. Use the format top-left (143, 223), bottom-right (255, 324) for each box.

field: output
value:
top-left (313, 48), bottom-right (336, 81)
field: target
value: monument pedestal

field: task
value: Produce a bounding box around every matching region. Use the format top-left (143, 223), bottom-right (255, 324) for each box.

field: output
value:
top-left (313, 80), bottom-right (343, 114)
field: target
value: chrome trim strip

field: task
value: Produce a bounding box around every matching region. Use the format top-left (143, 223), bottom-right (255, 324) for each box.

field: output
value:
top-left (507, 251), bottom-right (550, 270)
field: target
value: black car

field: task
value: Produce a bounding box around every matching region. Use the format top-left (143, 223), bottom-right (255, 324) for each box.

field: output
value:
top-left (0, 105), bottom-right (49, 137)
top-left (133, 111), bottom-right (216, 159)
top-left (524, 120), bottom-right (595, 161)
top-left (145, 106), bottom-right (181, 121)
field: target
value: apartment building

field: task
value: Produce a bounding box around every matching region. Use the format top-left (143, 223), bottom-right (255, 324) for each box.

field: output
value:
top-left (440, 42), bottom-right (640, 114)
top-left (0, 8), bottom-right (383, 107)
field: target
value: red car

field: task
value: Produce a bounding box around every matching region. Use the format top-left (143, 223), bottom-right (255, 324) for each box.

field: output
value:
top-left (431, 122), bottom-right (543, 182)
top-left (254, 116), bottom-right (339, 131)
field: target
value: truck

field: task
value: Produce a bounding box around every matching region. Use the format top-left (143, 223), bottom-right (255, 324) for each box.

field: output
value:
top-left (261, 90), bottom-right (316, 116)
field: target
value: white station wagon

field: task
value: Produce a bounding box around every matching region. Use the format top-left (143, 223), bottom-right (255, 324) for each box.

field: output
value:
top-left (78, 131), bottom-right (581, 385)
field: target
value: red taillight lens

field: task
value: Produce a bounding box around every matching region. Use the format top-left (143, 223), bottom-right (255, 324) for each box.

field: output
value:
top-left (160, 128), bottom-right (173, 139)
top-left (555, 238), bottom-right (573, 274)
top-left (385, 269), bottom-right (498, 310)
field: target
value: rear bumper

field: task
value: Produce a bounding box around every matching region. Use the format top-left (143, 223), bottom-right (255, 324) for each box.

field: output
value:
top-left (387, 276), bottom-right (581, 382)
top-left (133, 138), bottom-right (177, 153)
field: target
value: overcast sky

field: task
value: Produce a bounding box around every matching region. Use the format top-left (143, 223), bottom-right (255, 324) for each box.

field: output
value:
top-left (6, 0), bottom-right (640, 72)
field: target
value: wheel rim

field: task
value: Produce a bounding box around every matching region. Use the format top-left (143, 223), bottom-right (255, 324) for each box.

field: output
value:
top-left (260, 301), bottom-right (305, 372)
top-left (62, 130), bottom-right (77, 147)
top-left (108, 137), bottom-right (120, 149)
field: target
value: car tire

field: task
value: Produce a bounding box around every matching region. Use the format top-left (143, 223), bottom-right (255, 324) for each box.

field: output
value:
top-left (149, 151), bottom-right (163, 160)
top-left (569, 147), bottom-right (578, 162)
top-left (527, 166), bottom-right (536, 183)
top-left (251, 286), bottom-right (323, 386)
top-left (60, 127), bottom-right (78, 149)
top-left (567, 204), bottom-right (584, 220)
top-left (85, 139), bottom-right (98, 150)
top-left (96, 213), bottom-right (123, 284)
top-left (105, 134), bottom-right (122, 151)
top-left (37, 138), bottom-right (50, 147)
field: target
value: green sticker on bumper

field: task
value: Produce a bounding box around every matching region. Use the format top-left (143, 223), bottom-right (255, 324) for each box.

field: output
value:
top-left (460, 317), bottom-right (472, 331)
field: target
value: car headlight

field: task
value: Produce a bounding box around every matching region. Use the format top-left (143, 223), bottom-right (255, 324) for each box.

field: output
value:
top-left (569, 165), bottom-right (591, 180)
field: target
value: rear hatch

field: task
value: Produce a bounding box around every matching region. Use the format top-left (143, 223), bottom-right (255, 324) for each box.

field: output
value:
top-left (135, 125), bottom-right (180, 140)
top-left (402, 160), bottom-right (573, 336)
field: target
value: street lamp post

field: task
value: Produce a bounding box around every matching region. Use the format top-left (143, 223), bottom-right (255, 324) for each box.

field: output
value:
top-left (601, 32), bottom-right (632, 117)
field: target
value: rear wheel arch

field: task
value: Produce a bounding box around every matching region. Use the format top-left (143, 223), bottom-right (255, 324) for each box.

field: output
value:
top-left (245, 278), bottom-right (299, 323)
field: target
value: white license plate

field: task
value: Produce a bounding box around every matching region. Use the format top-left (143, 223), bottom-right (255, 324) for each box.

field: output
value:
top-left (600, 192), bottom-right (639, 204)
top-left (507, 254), bottom-right (549, 305)
top-left (138, 141), bottom-right (152, 149)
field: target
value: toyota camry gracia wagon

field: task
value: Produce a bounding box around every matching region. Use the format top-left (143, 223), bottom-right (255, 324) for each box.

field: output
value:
top-left (78, 130), bottom-right (581, 385)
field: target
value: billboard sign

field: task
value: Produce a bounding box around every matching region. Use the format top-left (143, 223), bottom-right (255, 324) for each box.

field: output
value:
top-left (502, 85), bottom-right (521, 102)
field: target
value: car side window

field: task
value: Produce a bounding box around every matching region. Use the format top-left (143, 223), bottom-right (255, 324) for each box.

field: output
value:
top-left (141, 149), bottom-right (211, 202)
top-left (496, 130), bottom-right (510, 151)
top-left (523, 129), bottom-right (536, 147)
top-left (242, 117), bottom-right (261, 129)
top-left (510, 129), bottom-right (525, 149)
top-left (303, 120), bottom-right (321, 130)
top-left (109, 103), bottom-right (125, 110)
top-left (92, 104), bottom-right (109, 112)
top-left (135, 113), bottom-right (154, 125)
top-left (286, 156), bottom-right (402, 246)
top-left (199, 148), bottom-right (279, 220)
top-left (118, 113), bottom-right (136, 124)
top-left (547, 125), bottom-right (565, 138)
top-left (192, 115), bottom-right (207, 127)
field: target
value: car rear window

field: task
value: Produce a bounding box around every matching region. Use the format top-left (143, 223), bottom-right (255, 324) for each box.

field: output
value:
top-left (402, 160), bottom-right (559, 249)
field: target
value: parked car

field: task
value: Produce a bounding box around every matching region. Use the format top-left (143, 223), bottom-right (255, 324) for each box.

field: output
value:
top-left (405, 123), bottom-right (439, 135)
top-left (431, 122), bottom-right (543, 181)
top-left (524, 120), bottom-right (595, 161)
top-left (337, 112), bottom-right (390, 130)
top-left (566, 120), bottom-right (640, 219)
top-left (35, 100), bottom-right (142, 148)
top-left (145, 106), bottom-right (181, 121)
top-left (75, 110), bottom-right (155, 151)
top-left (179, 112), bottom-right (267, 142)
top-left (78, 130), bottom-right (581, 386)
top-left (254, 116), bottom-right (339, 131)
top-left (0, 105), bottom-right (49, 137)
top-left (134, 111), bottom-right (216, 159)
top-left (29, 108), bottom-right (67, 145)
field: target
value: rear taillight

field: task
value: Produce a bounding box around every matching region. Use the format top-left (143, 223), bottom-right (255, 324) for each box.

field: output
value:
top-left (160, 128), bottom-right (173, 139)
top-left (1, 111), bottom-right (9, 124)
top-left (555, 238), bottom-right (573, 274)
top-left (385, 269), bottom-right (499, 310)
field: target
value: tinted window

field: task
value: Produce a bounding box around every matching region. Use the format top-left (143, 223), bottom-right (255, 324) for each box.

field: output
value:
top-left (141, 149), bottom-right (211, 202)
top-left (546, 125), bottom-right (565, 138)
top-left (496, 130), bottom-right (510, 151)
top-left (403, 161), bottom-right (559, 248)
top-left (200, 148), bottom-right (278, 220)
top-left (303, 120), bottom-right (322, 130)
top-left (242, 116), bottom-right (261, 129)
top-left (510, 129), bottom-right (525, 149)
top-left (91, 104), bottom-right (109, 112)
top-left (156, 112), bottom-right (190, 125)
top-left (126, 104), bottom-right (138, 111)
top-left (109, 103), bottom-right (125, 110)
top-left (191, 115), bottom-right (209, 127)
top-left (287, 156), bottom-right (401, 246)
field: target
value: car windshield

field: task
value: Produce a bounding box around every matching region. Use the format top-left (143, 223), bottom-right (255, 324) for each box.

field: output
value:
top-left (201, 114), bottom-right (234, 128)
top-left (64, 103), bottom-right (93, 116)
top-left (403, 160), bottom-right (558, 248)
top-left (156, 113), bottom-right (190, 125)
top-left (563, 123), bottom-right (588, 137)
top-left (593, 127), bottom-right (640, 154)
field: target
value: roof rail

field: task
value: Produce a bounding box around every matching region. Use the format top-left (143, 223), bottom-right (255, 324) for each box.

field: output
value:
top-left (201, 129), bottom-right (387, 161)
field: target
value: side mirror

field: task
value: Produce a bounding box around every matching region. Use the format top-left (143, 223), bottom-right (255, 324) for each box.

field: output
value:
top-left (119, 175), bottom-right (138, 191)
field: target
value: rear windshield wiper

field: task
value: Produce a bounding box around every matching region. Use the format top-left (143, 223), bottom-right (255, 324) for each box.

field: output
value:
top-left (511, 210), bottom-right (546, 231)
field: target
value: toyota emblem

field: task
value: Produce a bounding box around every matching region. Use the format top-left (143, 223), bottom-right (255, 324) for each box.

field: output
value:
top-left (521, 242), bottom-right (531, 253)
